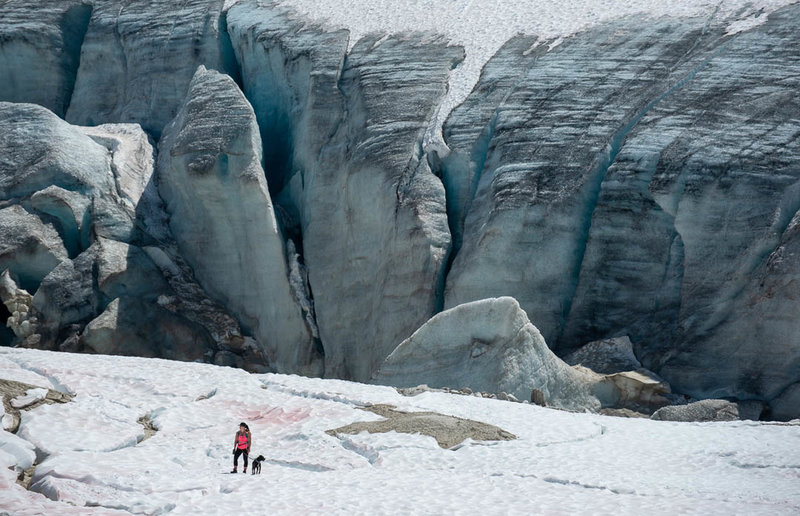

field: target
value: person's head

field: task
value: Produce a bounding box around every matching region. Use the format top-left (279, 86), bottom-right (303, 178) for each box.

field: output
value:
top-left (239, 422), bottom-right (249, 432)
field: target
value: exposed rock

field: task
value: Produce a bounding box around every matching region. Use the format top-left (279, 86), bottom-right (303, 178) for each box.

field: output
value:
top-left (396, 384), bottom-right (521, 403)
top-left (0, 378), bottom-right (73, 434)
top-left (158, 65), bottom-right (317, 375)
top-left (326, 404), bottom-right (516, 449)
top-left (229, 1), bottom-right (465, 381)
top-left (651, 399), bottom-right (740, 422)
top-left (564, 336), bottom-right (642, 374)
top-left (598, 408), bottom-right (649, 419)
top-left (530, 389), bottom-right (546, 407)
top-left (0, 1), bottom-right (92, 117)
top-left (0, 270), bottom-right (37, 344)
top-left (598, 370), bottom-right (671, 413)
top-left (142, 246), bottom-right (247, 354)
top-left (66, 0), bottom-right (237, 137)
top-left (770, 382), bottom-right (800, 422)
top-left (137, 414), bottom-right (158, 442)
top-left (0, 205), bottom-right (68, 293)
top-left (80, 297), bottom-right (213, 361)
top-left (373, 297), bottom-right (603, 412)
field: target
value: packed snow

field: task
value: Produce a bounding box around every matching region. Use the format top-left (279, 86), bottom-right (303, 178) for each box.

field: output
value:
top-left (229, 0), bottom-right (800, 144)
top-left (0, 348), bottom-right (798, 515)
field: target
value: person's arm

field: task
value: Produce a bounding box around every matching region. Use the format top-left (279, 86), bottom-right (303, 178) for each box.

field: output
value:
top-left (247, 431), bottom-right (251, 453)
top-left (233, 432), bottom-right (238, 451)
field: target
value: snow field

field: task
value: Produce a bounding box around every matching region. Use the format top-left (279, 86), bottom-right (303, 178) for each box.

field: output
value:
top-left (0, 347), bottom-right (798, 515)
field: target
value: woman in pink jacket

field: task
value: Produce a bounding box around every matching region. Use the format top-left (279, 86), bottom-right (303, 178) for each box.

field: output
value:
top-left (231, 422), bottom-right (251, 473)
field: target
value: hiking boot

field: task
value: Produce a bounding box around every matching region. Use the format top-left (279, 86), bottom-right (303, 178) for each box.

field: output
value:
top-left (243, 468), bottom-right (247, 474)
top-left (231, 468), bottom-right (237, 473)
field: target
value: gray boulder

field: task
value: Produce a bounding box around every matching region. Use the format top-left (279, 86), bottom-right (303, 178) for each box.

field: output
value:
top-left (372, 297), bottom-right (603, 412)
top-left (0, 0), bottom-right (92, 117)
top-left (651, 400), bottom-right (740, 422)
top-left (0, 270), bottom-right (36, 345)
top-left (564, 336), bottom-right (642, 374)
top-left (66, 0), bottom-right (237, 137)
top-left (0, 205), bottom-right (68, 293)
top-left (158, 66), bottom-right (318, 375)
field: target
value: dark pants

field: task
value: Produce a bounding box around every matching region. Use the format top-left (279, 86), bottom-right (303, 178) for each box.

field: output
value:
top-left (234, 448), bottom-right (249, 470)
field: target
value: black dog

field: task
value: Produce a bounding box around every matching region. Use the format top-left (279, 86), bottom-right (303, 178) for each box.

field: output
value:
top-left (251, 455), bottom-right (265, 474)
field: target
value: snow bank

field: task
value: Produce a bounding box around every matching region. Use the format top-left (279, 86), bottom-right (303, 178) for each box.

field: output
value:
top-left (0, 347), bottom-right (798, 514)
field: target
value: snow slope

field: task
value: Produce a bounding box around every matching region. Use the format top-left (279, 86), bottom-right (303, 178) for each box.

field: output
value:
top-left (249, 0), bottom-right (799, 144)
top-left (1, 348), bottom-right (799, 515)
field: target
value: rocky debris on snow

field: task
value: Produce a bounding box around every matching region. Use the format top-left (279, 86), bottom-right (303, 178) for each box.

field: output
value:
top-left (137, 414), bottom-right (158, 443)
top-left (0, 378), bottom-right (73, 433)
top-left (373, 297), bottom-right (605, 412)
top-left (530, 389), bottom-right (547, 407)
top-left (158, 65), bottom-right (318, 375)
top-left (10, 388), bottom-right (48, 409)
top-left (327, 403), bottom-right (516, 449)
top-left (651, 399), bottom-right (742, 422)
top-left (598, 408), bottom-right (650, 419)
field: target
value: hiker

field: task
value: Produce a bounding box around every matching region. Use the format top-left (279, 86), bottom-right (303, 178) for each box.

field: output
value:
top-left (231, 422), bottom-right (251, 473)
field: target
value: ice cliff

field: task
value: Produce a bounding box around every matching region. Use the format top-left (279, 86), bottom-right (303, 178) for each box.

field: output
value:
top-left (1, 0), bottom-right (798, 418)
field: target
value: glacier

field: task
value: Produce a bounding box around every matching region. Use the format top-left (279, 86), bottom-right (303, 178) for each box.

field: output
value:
top-left (0, 0), bottom-right (799, 421)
